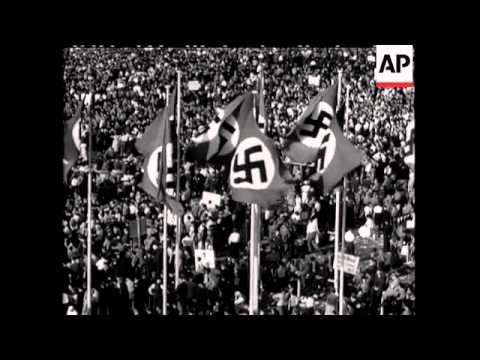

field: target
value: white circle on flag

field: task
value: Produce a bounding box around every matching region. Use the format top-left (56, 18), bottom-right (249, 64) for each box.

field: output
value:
top-left (146, 146), bottom-right (162, 188)
top-left (72, 119), bottom-right (82, 151)
top-left (230, 137), bottom-right (275, 190)
top-left (218, 116), bottom-right (240, 156)
top-left (296, 101), bottom-right (336, 174)
top-left (297, 101), bottom-right (335, 148)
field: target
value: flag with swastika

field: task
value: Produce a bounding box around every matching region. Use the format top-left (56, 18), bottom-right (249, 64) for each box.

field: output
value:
top-left (309, 94), bottom-right (363, 195)
top-left (136, 89), bottom-right (184, 216)
top-left (185, 93), bottom-right (248, 165)
top-left (285, 80), bottom-right (338, 164)
top-left (63, 102), bottom-right (83, 184)
top-left (229, 92), bottom-right (293, 208)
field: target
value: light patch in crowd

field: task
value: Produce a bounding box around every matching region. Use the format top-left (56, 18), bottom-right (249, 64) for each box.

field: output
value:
top-left (230, 137), bottom-right (275, 190)
top-left (72, 119), bottom-right (82, 151)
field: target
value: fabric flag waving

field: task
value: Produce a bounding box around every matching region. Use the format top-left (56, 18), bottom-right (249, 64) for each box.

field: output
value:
top-left (135, 109), bottom-right (164, 155)
top-left (309, 94), bottom-right (363, 195)
top-left (63, 104), bottom-right (82, 184)
top-left (185, 93), bottom-right (249, 164)
top-left (136, 90), bottom-right (184, 216)
top-left (285, 81), bottom-right (338, 164)
top-left (229, 92), bottom-right (292, 208)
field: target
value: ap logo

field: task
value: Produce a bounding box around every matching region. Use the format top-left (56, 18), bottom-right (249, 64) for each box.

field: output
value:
top-left (230, 137), bottom-right (275, 190)
top-left (375, 45), bottom-right (414, 87)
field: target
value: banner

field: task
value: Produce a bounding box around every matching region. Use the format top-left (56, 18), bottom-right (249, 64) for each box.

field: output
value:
top-left (194, 249), bottom-right (216, 271)
top-left (200, 191), bottom-right (222, 209)
top-left (128, 217), bottom-right (147, 238)
top-left (334, 253), bottom-right (360, 275)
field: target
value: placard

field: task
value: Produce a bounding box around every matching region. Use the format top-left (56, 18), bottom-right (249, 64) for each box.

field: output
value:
top-left (200, 191), bottom-right (222, 209)
top-left (194, 249), bottom-right (216, 271)
top-left (333, 253), bottom-right (360, 275)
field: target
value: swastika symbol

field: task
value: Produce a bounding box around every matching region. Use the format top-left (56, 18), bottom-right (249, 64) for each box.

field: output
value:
top-left (317, 133), bottom-right (331, 171)
top-left (218, 120), bottom-right (236, 152)
top-left (300, 109), bottom-right (332, 138)
top-left (232, 145), bottom-right (267, 184)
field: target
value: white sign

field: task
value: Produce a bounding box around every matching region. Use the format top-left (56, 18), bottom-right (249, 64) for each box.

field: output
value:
top-left (200, 191), bottom-right (222, 209)
top-left (308, 74), bottom-right (320, 87)
top-left (188, 80), bottom-right (201, 91)
top-left (406, 218), bottom-right (415, 229)
top-left (194, 249), bottom-right (216, 271)
top-left (375, 45), bottom-right (414, 87)
top-left (334, 253), bottom-right (360, 275)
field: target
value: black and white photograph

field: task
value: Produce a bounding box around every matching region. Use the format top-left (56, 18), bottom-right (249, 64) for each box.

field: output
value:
top-left (62, 46), bottom-right (415, 316)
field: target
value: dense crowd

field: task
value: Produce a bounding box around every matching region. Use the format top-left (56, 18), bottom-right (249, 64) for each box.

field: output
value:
top-left (62, 47), bottom-right (415, 316)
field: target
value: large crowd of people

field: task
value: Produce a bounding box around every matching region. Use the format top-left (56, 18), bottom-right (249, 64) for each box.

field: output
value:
top-left (62, 47), bottom-right (415, 316)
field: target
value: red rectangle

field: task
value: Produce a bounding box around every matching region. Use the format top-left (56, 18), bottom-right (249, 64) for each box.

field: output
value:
top-left (376, 82), bottom-right (414, 88)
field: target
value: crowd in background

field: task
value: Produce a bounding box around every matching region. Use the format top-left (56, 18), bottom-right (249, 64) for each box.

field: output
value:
top-left (62, 47), bottom-right (415, 316)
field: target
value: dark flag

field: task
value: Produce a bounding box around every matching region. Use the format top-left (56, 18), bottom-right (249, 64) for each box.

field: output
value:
top-left (284, 80), bottom-right (363, 194)
top-left (229, 93), bottom-right (293, 208)
top-left (285, 81), bottom-right (338, 164)
top-left (309, 105), bottom-right (363, 195)
top-left (185, 93), bottom-right (249, 165)
top-left (63, 104), bottom-right (82, 184)
top-left (136, 90), bottom-right (184, 216)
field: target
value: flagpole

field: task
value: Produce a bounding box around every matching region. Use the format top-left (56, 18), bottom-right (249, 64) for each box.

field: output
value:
top-left (175, 70), bottom-right (182, 289)
top-left (334, 187), bottom-right (340, 297)
top-left (331, 69), bottom-right (343, 301)
top-left (86, 92), bottom-right (92, 315)
top-left (248, 70), bottom-right (264, 315)
top-left (249, 204), bottom-right (259, 315)
top-left (339, 84), bottom-right (350, 315)
top-left (163, 206), bottom-right (168, 315)
top-left (163, 85), bottom-right (170, 316)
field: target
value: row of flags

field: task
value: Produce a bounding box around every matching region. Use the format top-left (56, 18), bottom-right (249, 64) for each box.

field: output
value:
top-left (64, 75), bottom-right (414, 211)
top-left (184, 78), bottom-right (362, 207)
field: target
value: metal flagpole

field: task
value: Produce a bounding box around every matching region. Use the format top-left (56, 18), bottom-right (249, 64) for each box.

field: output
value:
top-left (334, 188), bottom-right (340, 296)
top-left (331, 70), bottom-right (342, 299)
top-left (339, 84), bottom-right (350, 315)
top-left (163, 206), bottom-right (168, 315)
top-left (163, 85), bottom-right (170, 316)
top-left (86, 92), bottom-right (93, 315)
top-left (249, 70), bottom-right (264, 315)
top-left (175, 70), bottom-right (182, 289)
top-left (248, 204), bottom-right (261, 315)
